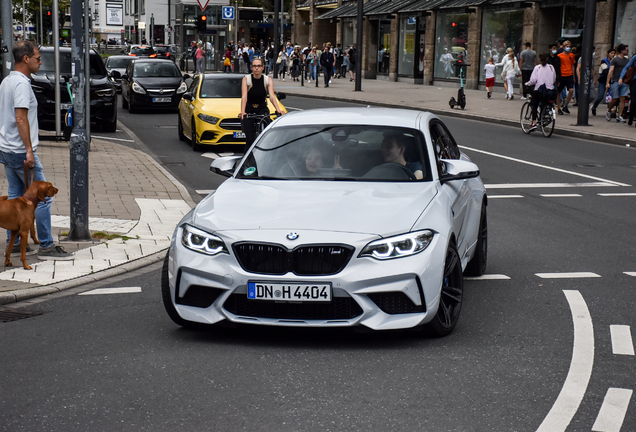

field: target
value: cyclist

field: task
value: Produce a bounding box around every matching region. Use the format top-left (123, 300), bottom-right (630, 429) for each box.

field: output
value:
top-left (525, 53), bottom-right (557, 131)
top-left (240, 57), bottom-right (284, 154)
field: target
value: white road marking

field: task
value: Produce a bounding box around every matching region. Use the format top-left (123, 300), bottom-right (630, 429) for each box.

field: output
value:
top-left (196, 190), bottom-right (216, 195)
top-left (536, 272), bottom-right (601, 279)
top-left (536, 290), bottom-right (594, 432)
top-left (486, 182), bottom-right (617, 189)
top-left (610, 325), bottom-right (635, 355)
top-left (598, 193), bottom-right (636, 197)
top-left (464, 274), bottom-right (511, 280)
top-left (79, 287), bottom-right (142, 295)
top-left (488, 195), bottom-right (524, 199)
top-left (591, 388), bottom-right (633, 432)
top-left (201, 152), bottom-right (221, 160)
top-left (91, 135), bottom-right (136, 143)
top-left (460, 146), bottom-right (630, 187)
top-left (540, 194), bottom-right (582, 198)
top-left (624, 272), bottom-right (636, 277)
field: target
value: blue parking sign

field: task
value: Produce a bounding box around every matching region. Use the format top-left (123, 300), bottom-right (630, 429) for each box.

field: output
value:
top-left (222, 6), bottom-right (234, 19)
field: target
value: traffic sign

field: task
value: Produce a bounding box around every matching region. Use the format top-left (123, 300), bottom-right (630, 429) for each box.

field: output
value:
top-left (197, 0), bottom-right (210, 11)
top-left (222, 6), bottom-right (235, 20)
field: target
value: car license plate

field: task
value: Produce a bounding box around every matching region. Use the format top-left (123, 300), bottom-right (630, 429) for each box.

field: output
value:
top-left (153, 97), bottom-right (171, 103)
top-left (233, 132), bottom-right (246, 139)
top-left (248, 282), bottom-right (332, 302)
top-left (61, 103), bottom-right (72, 110)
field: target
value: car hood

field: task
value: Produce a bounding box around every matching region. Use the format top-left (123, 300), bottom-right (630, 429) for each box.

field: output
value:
top-left (192, 180), bottom-right (438, 235)
top-left (134, 77), bottom-right (183, 87)
top-left (31, 72), bottom-right (110, 88)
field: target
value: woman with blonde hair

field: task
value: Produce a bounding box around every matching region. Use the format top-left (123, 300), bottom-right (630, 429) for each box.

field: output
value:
top-left (496, 47), bottom-right (521, 99)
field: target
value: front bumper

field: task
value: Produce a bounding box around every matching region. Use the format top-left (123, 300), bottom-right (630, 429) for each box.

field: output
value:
top-left (166, 227), bottom-right (448, 331)
top-left (195, 117), bottom-right (245, 146)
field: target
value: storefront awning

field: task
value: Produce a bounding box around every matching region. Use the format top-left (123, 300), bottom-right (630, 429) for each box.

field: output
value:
top-left (396, 0), bottom-right (455, 14)
top-left (317, 2), bottom-right (357, 19)
top-left (296, 0), bottom-right (311, 11)
top-left (314, 0), bottom-right (339, 8)
top-left (367, 0), bottom-right (422, 15)
top-left (339, 0), bottom-right (393, 18)
top-left (487, 0), bottom-right (535, 6)
top-left (438, 0), bottom-right (490, 10)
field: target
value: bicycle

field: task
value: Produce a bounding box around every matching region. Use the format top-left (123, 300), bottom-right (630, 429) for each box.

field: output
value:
top-left (520, 94), bottom-right (556, 137)
top-left (241, 111), bottom-right (281, 139)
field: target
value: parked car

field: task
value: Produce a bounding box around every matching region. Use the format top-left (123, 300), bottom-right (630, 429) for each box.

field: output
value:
top-left (31, 46), bottom-right (117, 132)
top-left (162, 108), bottom-right (488, 336)
top-left (127, 45), bottom-right (157, 58)
top-left (104, 55), bottom-right (134, 92)
top-left (117, 58), bottom-right (189, 113)
top-left (153, 44), bottom-right (177, 62)
top-left (177, 73), bottom-right (287, 150)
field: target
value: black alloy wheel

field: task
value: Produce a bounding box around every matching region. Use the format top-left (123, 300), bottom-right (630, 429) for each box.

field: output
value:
top-left (424, 243), bottom-right (464, 337)
top-left (177, 114), bottom-right (186, 141)
top-left (191, 119), bottom-right (203, 151)
top-left (122, 93), bottom-right (129, 109)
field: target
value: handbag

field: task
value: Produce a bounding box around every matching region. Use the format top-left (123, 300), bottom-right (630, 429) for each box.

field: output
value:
top-left (624, 66), bottom-right (636, 85)
top-left (224, 57), bottom-right (231, 66)
top-left (606, 92), bottom-right (612, 103)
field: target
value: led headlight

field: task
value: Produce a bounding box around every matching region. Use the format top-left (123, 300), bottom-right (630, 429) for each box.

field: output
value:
top-left (95, 88), bottom-right (115, 97)
top-left (177, 82), bottom-right (188, 94)
top-left (181, 224), bottom-right (228, 256)
top-left (360, 230), bottom-right (434, 260)
top-left (132, 81), bottom-right (146, 94)
top-left (197, 113), bottom-right (220, 125)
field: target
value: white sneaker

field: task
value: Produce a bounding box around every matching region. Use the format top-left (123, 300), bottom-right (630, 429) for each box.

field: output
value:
top-left (329, 80), bottom-right (332, 84)
top-left (282, 78), bottom-right (285, 81)
top-left (520, 96), bottom-right (527, 100)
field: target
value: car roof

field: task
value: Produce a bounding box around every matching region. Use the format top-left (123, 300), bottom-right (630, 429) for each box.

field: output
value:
top-left (107, 55), bottom-right (134, 59)
top-left (273, 107), bottom-right (432, 129)
top-left (39, 46), bottom-right (99, 56)
top-left (200, 73), bottom-right (243, 80)
top-left (132, 58), bottom-right (175, 64)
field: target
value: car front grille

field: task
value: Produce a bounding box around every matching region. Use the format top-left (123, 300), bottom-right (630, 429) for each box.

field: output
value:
top-left (223, 293), bottom-right (363, 320)
top-left (217, 135), bottom-right (244, 143)
top-left (176, 285), bottom-right (224, 308)
top-left (367, 292), bottom-right (425, 314)
top-left (147, 89), bottom-right (175, 95)
top-left (233, 243), bottom-right (354, 276)
top-left (219, 119), bottom-right (242, 131)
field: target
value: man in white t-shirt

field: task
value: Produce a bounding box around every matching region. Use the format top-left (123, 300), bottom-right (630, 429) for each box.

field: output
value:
top-left (0, 41), bottom-right (72, 260)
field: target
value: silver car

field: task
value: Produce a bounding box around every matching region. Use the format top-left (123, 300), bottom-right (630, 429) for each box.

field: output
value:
top-left (162, 108), bottom-right (487, 336)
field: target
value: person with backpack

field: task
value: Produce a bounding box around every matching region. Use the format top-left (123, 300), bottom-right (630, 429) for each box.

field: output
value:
top-left (348, 44), bottom-right (357, 82)
top-left (239, 57), bottom-right (285, 154)
top-left (333, 44), bottom-right (343, 78)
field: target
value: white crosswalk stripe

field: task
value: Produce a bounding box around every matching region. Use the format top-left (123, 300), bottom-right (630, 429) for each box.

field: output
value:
top-left (79, 287), bottom-right (142, 295)
top-left (592, 388), bottom-right (633, 432)
top-left (610, 325), bottom-right (635, 355)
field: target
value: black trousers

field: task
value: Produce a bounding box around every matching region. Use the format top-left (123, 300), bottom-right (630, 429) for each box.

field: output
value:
top-left (323, 66), bottom-right (332, 85)
top-left (522, 70), bottom-right (533, 97)
top-left (241, 107), bottom-right (270, 154)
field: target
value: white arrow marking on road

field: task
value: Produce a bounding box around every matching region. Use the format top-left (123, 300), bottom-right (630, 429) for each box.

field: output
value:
top-left (79, 287), bottom-right (142, 295)
top-left (610, 325), bottom-right (635, 355)
top-left (592, 388), bottom-right (633, 432)
top-left (536, 290), bottom-right (594, 432)
top-left (463, 274), bottom-right (510, 280)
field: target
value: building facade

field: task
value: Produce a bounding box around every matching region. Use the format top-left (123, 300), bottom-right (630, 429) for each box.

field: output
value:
top-left (293, 0), bottom-right (634, 89)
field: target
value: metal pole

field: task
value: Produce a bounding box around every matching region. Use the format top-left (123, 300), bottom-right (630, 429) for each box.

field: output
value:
top-left (53, 0), bottom-right (61, 137)
top-left (168, 0), bottom-right (171, 44)
top-left (68, 0), bottom-right (91, 241)
top-left (22, 0), bottom-right (26, 40)
top-left (354, 0), bottom-right (363, 91)
top-left (575, 0), bottom-right (596, 126)
top-left (85, 0), bottom-right (90, 150)
top-left (40, 0), bottom-right (44, 46)
top-left (1, 0), bottom-right (14, 79)
top-left (273, 0), bottom-right (279, 79)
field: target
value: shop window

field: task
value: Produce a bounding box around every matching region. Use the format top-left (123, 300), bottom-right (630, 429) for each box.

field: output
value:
top-left (398, 17), bottom-right (416, 76)
top-left (615, 0), bottom-right (636, 53)
top-left (434, 13), bottom-right (469, 80)
top-left (561, 6), bottom-right (584, 46)
top-left (377, 20), bottom-right (392, 75)
top-left (479, 9), bottom-right (524, 82)
top-left (343, 20), bottom-right (355, 49)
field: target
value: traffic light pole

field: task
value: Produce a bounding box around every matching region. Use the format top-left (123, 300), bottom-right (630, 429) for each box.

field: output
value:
top-left (1, 0), bottom-right (13, 79)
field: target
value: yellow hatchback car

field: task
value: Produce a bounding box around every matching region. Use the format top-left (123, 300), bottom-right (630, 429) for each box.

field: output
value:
top-left (177, 73), bottom-right (287, 151)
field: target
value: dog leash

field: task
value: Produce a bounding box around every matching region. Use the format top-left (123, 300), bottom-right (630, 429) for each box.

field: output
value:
top-left (23, 160), bottom-right (34, 187)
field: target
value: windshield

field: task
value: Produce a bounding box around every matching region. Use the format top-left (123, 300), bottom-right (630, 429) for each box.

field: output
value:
top-left (133, 63), bottom-right (180, 78)
top-left (131, 46), bottom-right (155, 55)
top-left (154, 46), bottom-right (172, 53)
top-left (39, 51), bottom-right (107, 77)
top-left (236, 126), bottom-right (432, 182)
top-left (199, 77), bottom-right (242, 98)
top-left (107, 57), bottom-right (133, 68)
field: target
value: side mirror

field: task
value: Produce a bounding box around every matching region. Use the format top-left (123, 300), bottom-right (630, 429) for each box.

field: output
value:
top-left (182, 73), bottom-right (191, 80)
top-left (276, 92), bottom-right (286, 101)
top-left (111, 70), bottom-right (121, 79)
top-left (210, 155), bottom-right (243, 178)
top-left (121, 74), bottom-right (128, 80)
top-left (439, 159), bottom-right (480, 184)
top-left (182, 92), bottom-right (193, 101)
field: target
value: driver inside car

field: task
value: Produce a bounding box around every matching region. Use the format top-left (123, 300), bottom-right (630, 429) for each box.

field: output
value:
top-left (380, 133), bottom-right (424, 180)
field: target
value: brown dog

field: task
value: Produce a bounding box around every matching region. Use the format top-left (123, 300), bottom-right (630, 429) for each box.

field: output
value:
top-left (0, 181), bottom-right (58, 270)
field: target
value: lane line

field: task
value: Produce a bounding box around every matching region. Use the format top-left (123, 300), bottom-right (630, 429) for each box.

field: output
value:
top-left (536, 290), bottom-right (594, 432)
top-left (599, 193), bottom-right (636, 197)
top-left (488, 195), bottom-right (524, 199)
top-left (540, 194), bottom-right (582, 198)
top-left (196, 190), bottom-right (216, 195)
top-left (486, 182), bottom-right (617, 189)
top-left (624, 272), bottom-right (636, 277)
top-left (610, 325), bottom-right (635, 355)
top-left (591, 388), bottom-right (633, 432)
top-left (79, 287), bottom-right (142, 295)
top-left (460, 145), bottom-right (630, 187)
top-left (536, 272), bottom-right (601, 279)
top-left (464, 274), bottom-right (511, 280)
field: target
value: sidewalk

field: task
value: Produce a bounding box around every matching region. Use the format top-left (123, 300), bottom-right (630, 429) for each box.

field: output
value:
top-left (276, 76), bottom-right (636, 145)
top-left (0, 136), bottom-right (196, 305)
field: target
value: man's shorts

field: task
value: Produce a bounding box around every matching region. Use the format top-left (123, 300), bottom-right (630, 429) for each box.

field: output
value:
top-left (485, 77), bottom-right (495, 87)
top-left (610, 81), bottom-right (630, 99)
top-left (557, 75), bottom-right (574, 92)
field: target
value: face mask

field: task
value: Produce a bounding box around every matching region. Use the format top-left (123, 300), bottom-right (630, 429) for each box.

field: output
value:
top-left (592, 52), bottom-right (595, 57)
top-left (565, 47), bottom-right (571, 52)
top-left (552, 50), bottom-right (557, 55)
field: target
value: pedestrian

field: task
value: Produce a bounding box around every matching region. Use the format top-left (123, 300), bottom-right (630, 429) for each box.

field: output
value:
top-left (239, 57), bottom-right (285, 154)
top-left (556, 40), bottom-right (576, 114)
top-left (267, 43), bottom-right (275, 74)
top-left (320, 45), bottom-right (335, 88)
top-left (591, 48), bottom-right (615, 116)
top-left (276, 50), bottom-right (286, 81)
top-left (224, 45), bottom-right (232, 73)
top-left (247, 44), bottom-right (254, 74)
top-left (190, 41), bottom-right (197, 74)
top-left (606, 44), bottom-right (630, 123)
top-left (484, 57), bottom-right (496, 99)
top-left (618, 50), bottom-right (636, 126)
top-left (440, 48), bottom-right (453, 79)
top-left (195, 43), bottom-right (205, 74)
top-left (497, 48), bottom-right (521, 100)
top-left (547, 43), bottom-right (561, 83)
top-left (348, 44), bottom-right (357, 82)
top-left (519, 42), bottom-right (537, 99)
top-left (334, 43), bottom-right (344, 78)
top-left (306, 47), bottom-right (317, 83)
top-left (525, 53), bottom-right (557, 131)
top-left (291, 47), bottom-right (301, 81)
top-left (341, 48), bottom-right (349, 79)
top-left (0, 41), bottom-right (72, 260)
top-left (495, 48), bottom-right (514, 96)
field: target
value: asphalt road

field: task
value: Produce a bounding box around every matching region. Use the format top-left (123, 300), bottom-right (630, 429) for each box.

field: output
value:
top-left (2, 95), bottom-right (636, 431)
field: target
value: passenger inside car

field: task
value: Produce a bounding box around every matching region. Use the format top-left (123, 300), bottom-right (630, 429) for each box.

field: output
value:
top-left (379, 132), bottom-right (424, 180)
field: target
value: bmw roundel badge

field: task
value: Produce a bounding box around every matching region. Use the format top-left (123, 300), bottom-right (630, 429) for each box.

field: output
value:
top-left (287, 232), bottom-right (299, 240)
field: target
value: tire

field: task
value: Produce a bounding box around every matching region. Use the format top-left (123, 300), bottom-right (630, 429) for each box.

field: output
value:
top-left (177, 113), bottom-right (186, 142)
top-left (191, 119), bottom-right (203, 151)
top-left (520, 101), bottom-right (533, 134)
top-left (449, 97), bottom-right (456, 109)
top-left (464, 203), bottom-right (488, 276)
top-left (424, 243), bottom-right (464, 337)
top-left (459, 95), bottom-right (466, 109)
top-left (128, 101), bottom-right (137, 114)
top-left (161, 252), bottom-right (193, 328)
top-left (121, 94), bottom-right (128, 109)
top-left (540, 104), bottom-right (555, 138)
top-left (103, 111), bottom-right (118, 132)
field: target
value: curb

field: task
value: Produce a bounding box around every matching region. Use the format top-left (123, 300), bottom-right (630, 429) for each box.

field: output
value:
top-left (281, 91), bottom-right (636, 147)
top-left (0, 248), bottom-right (167, 305)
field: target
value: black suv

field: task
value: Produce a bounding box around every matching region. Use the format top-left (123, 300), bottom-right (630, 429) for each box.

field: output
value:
top-left (31, 47), bottom-right (118, 132)
top-left (153, 45), bottom-right (177, 62)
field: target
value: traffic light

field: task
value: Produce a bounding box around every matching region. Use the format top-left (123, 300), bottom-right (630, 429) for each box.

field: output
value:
top-left (197, 15), bottom-right (207, 32)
